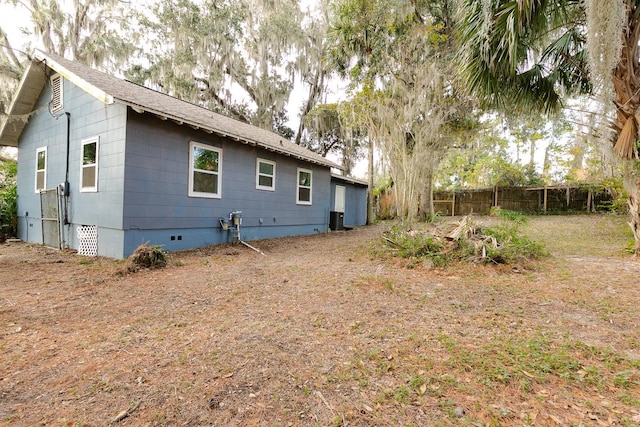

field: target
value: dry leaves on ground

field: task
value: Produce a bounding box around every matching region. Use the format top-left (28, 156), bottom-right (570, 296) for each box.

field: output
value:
top-left (1, 215), bottom-right (639, 426)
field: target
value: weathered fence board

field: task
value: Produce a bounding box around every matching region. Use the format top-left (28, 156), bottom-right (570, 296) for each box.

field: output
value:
top-left (431, 186), bottom-right (613, 216)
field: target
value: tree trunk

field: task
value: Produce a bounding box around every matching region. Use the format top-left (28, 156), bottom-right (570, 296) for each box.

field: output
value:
top-left (420, 171), bottom-right (435, 220)
top-left (367, 139), bottom-right (374, 225)
top-left (294, 68), bottom-right (326, 146)
top-left (529, 139), bottom-right (536, 169)
top-left (624, 170), bottom-right (640, 255)
top-left (542, 144), bottom-right (551, 178)
top-left (610, 3), bottom-right (640, 253)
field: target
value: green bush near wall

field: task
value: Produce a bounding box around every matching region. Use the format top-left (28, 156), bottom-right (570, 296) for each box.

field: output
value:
top-left (0, 159), bottom-right (17, 241)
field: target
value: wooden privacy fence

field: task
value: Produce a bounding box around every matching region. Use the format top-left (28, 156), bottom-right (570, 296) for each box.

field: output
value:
top-left (432, 186), bottom-right (614, 216)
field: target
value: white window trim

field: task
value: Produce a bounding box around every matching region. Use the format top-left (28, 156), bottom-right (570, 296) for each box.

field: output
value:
top-left (50, 74), bottom-right (63, 113)
top-left (80, 136), bottom-right (99, 192)
top-left (188, 141), bottom-right (222, 199)
top-left (35, 146), bottom-right (47, 193)
top-left (256, 158), bottom-right (276, 191)
top-left (296, 167), bottom-right (312, 205)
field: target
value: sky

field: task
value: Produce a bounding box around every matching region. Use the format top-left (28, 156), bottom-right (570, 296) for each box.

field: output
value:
top-left (0, 3), bottom-right (30, 51)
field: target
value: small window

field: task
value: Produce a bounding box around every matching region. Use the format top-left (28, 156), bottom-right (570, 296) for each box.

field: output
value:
top-left (50, 74), bottom-right (63, 113)
top-left (297, 168), bottom-right (312, 205)
top-left (35, 147), bottom-right (47, 192)
top-left (189, 141), bottom-right (222, 198)
top-left (256, 158), bottom-right (276, 191)
top-left (80, 137), bottom-right (99, 192)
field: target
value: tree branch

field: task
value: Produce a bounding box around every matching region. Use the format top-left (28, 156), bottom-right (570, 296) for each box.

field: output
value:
top-left (0, 28), bottom-right (24, 69)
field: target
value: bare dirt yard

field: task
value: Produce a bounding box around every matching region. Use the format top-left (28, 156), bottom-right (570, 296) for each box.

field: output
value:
top-left (1, 214), bottom-right (640, 426)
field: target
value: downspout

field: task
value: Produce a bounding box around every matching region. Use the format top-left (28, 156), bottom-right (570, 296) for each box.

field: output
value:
top-left (63, 112), bottom-right (70, 225)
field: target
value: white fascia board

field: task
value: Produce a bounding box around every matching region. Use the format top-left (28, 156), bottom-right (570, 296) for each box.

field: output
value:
top-left (34, 51), bottom-right (114, 105)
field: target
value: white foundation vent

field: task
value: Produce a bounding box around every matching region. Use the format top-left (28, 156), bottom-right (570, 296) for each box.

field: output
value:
top-left (77, 225), bottom-right (98, 256)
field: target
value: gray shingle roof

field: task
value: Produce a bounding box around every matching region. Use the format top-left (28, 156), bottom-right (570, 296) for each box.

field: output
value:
top-left (1, 51), bottom-right (341, 170)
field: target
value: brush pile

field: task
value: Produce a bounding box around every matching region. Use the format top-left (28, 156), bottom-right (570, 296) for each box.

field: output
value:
top-left (123, 243), bottom-right (168, 273)
top-left (381, 213), bottom-right (545, 266)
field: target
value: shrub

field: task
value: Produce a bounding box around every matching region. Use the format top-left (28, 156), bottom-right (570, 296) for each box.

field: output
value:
top-left (385, 225), bottom-right (445, 258)
top-left (475, 210), bottom-right (545, 264)
top-left (481, 225), bottom-right (545, 264)
top-left (0, 159), bottom-right (17, 242)
top-left (596, 177), bottom-right (627, 213)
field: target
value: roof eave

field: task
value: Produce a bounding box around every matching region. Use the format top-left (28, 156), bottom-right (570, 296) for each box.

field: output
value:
top-left (0, 61), bottom-right (46, 147)
top-left (1, 52), bottom-right (117, 147)
top-left (331, 173), bottom-right (368, 186)
top-left (121, 100), bottom-right (342, 170)
top-left (34, 51), bottom-right (114, 105)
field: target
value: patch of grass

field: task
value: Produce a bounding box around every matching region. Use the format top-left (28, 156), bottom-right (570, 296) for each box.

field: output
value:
top-left (432, 331), bottom-right (639, 399)
top-left (301, 385), bottom-right (311, 396)
top-left (595, 296), bottom-right (622, 322)
top-left (392, 384), bottom-right (412, 404)
top-left (521, 214), bottom-right (633, 257)
top-left (619, 391), bottom-right (640, 406)
top-left (332, 414), bottom-right (347, 426)
top-left (479, 210), bottom-right (546, 264)
top-left (613, 370), bottom-right (638, 389)
top-left (408, 373), bottom-right (426, 391)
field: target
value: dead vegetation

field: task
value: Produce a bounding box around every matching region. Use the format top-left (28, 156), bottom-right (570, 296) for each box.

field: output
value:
top-left (381, 212), bottom-right (545, 266)
top-left (1, 215), bottom-right (639, 426)
top-left (122, 243), bottom-right (168, 273)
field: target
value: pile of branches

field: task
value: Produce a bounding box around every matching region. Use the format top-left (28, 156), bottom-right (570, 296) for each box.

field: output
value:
top-left (381, 215), bottom-right (544, 266)
top-left (123, 243), bottom-right (168, 273)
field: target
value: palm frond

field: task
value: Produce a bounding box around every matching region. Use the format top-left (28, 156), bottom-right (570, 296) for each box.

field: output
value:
top-left (455, 0), bottom-right (581, 114)
top-left (614, 114), bottom-right (638, 159)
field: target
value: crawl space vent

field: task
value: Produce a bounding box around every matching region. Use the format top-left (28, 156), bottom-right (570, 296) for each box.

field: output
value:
top-left (77, 225), bottom-right (98, 256)
top-left (51, 74), bottom-right (63, 113)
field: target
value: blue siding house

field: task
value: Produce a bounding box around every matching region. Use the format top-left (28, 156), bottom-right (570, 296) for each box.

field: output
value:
top-left (0, 51), bottom-right (366, 258)
top-left (329, 174), bottom-right (368, 230)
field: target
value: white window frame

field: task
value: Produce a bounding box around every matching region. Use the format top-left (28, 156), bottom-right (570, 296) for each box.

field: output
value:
top-left (296, 167), bottom-right (312, 205)
top-left (188, 141), bottom-right (222, 199)
top-left (256, 158), bottom-right (276, 191)
top-left (50, 74), bottom-right (63, 113)
top-left (35, 147), bottom-right (47, 192)
top-left (80, 136), bottom-right (99, 192)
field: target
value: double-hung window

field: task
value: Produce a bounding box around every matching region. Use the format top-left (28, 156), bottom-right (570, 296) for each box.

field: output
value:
top-left (297, 168), bottom-right (312, 205)
top-left (256, 158), bottom-right (276, 191)
top-left (80, 136), bottom-right (99, 192)
top-left (189, 141), bottom-right (222, 198)
top-left (35, 147), bottom-right (47, 192)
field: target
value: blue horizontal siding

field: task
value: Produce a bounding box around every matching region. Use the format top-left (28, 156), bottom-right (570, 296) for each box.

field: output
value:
top-left (123, 224), bottom-right (326, 256)
top-left (121, 112), bottom-right (332, 255)
top-left (16, 74), bottom-right (127, 257)
top-left (330, 178), bottom-right (368, 226)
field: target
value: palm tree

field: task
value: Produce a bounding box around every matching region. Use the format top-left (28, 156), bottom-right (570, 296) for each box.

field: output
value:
top-left (456, 0), bottom-right (640, 254)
